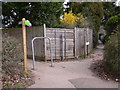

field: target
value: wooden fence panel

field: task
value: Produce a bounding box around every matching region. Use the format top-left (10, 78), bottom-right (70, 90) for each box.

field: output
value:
top-left (2, 26), bottom-right (45, 59)
top-left (2, 26), bottom-right (93, 61)
top-left (45, 28), bottom-right (75, 60)
top-left (75, 28), bottom-right (93, 57)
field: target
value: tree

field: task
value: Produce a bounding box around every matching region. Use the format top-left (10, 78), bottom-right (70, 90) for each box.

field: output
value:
top-left (70, 2), bottom-right (104, 48)
top-left (60, 10), bottom-right (86, 28)
top-left (102, 2), bottom-right (120, 25)
top-left (60, 10), bottom-right (77, 28)
top-left (105, 14), bottom-right (120, 36)
top-left (2, 2), bottom-right (63, 28)
top-left (71, 2), bottom-right (104, 27)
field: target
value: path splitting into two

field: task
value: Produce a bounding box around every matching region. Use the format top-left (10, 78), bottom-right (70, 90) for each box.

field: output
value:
top-left (28, 44), bottom-right (118, 88)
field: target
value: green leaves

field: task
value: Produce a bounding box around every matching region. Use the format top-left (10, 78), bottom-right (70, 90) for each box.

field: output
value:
top-left (105, 14), bottom-right (120, 36)
top-left (104, 32), bottom-right (120, 77)
top-left (70, 2), bottom-right (104, 47)
top-left (2, 2), bottom-right (63, 28)
top-left (106, 14), bottom-right (120, 25)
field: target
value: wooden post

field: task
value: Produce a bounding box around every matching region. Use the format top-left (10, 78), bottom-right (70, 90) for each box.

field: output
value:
top-left (74, 27), bottom-right (77, 58)
top-left (86, 28), bottom-right (89, 56)
top-left (55, 30), bottom-right (57, 60)
top-left (84, 29), bottom-right (86, 58)
top-left (44, 24), bottom-right (47, 62)
top-left (22, 18), bottom-right (27, 72)
top-left (64, 31), bottom-right (66, 59)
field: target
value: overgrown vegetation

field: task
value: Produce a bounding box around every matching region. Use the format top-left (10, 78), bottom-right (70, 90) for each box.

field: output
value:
top-left (2, 34), bottom-right (34, 88)
top-left (69, 2), bottom-right (104, 48)
top-left (105, 14), bottom-right (120, 37)
top-left (104, 31), bottom-right (120, 78)
top-left (102, 2), bottom-right (120, 79)
top-left (103, 13), bottom-right (119, 78)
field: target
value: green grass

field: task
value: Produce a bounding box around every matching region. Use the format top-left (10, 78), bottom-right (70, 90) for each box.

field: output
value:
top-left (79, 55), bottom-right (85, 59)
top-left (15, 83), bottom-right (25, 88)
top-left (4, 83), bottom-right (13, 88)
top-left (23, 71), bottom-right (30, 77)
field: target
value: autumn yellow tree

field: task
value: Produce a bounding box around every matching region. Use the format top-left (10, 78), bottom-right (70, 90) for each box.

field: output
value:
top-left (60, 10), bottom-right (86, 28)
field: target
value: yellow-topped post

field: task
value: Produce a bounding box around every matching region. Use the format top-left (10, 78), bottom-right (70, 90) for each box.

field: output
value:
top-left (22, 18), bottom-right (27, 72)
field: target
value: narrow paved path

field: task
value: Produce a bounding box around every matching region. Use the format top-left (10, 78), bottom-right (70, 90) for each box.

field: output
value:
top-left (28, 45), bottom-right (118, 88)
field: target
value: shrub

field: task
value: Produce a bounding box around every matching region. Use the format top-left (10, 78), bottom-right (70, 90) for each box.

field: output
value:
top-left (104, 32), bottom-right (120, 77)
top-left (105, 14), bottom-right (120, 36)
top-left (60, 11), bottom-right (78, 28)
top-left (2, 34), bottom-right (24, 87)
top-left (60, 11), bottom-right (86, 28)
top-left (2, 34), bottom-right (23, 64)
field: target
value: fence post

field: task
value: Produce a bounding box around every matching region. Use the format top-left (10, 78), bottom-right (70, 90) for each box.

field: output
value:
top-left (62, 34), bottom-right (65, 60)
top-left (44, 24), bottom-right (47, 61)
top-left (64, 31), bottom-right (66, 59)
top-left (86, 28), bottom-right (89, 56)
top-left (84, 29), bottom-right (86, 58)
top-left (74, 27), bottom-right (77, 58)
top-left (55, 30), bottom-right (57, 60)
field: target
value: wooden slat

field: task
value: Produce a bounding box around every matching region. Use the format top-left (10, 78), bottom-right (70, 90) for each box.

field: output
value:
top-left (55, 30), bottom-right (57, 59)
top-left (65, 56), bottom-right (74, 58)
top-left (45, 27), bottom-right (93, 60)
top-left (64, 31), bottom-right (66, 59)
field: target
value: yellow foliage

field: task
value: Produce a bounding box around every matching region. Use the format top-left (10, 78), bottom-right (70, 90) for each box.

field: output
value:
top-left (60, 11), bottom-right (77, 27)
top-left (60, 10), bottom-right (86, 28)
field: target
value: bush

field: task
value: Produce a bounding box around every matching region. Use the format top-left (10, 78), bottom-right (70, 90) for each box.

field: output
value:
top-left (60, 11), bottom-right (87, 28)
top-left (2, 34), bottom-right (24, 87)
top-left (104, 32), bottom-right (120, 77)
top-left (2, 35), bottom-right (23, 64)
top-left (60, 11), bottom-right (78, 28)
top-left (105, 14), bottom-right (120, 36)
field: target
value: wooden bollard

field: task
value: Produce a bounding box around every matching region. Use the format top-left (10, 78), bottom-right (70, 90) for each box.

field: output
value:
top-left (22, 18), bottom-right (27, 72)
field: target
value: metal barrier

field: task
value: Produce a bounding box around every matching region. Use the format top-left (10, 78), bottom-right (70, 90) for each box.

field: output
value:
top-left (31, 37), bottom-right (53, 69)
